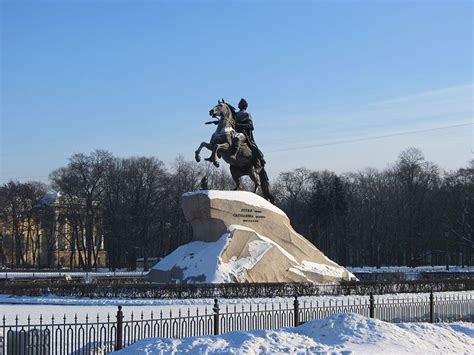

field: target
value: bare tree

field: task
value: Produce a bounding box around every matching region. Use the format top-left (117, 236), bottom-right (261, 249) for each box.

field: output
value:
top-left (50, 150), bottom-right (113, 270)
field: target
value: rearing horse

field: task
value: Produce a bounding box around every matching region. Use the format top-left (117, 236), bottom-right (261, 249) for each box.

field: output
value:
top-left (195, 100), bottom-right (274, 202)
top-left (195, 99), bottom-right (244, 168)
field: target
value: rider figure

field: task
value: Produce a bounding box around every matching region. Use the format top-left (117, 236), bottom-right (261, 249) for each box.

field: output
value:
top-left (230, 98), bottom-right (266, 166)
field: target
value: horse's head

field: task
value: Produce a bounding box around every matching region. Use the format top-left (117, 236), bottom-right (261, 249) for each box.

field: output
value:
top-left (209, 99), bottom-right (229, 118)
top-left (209, 98), bottom-right (236, 119)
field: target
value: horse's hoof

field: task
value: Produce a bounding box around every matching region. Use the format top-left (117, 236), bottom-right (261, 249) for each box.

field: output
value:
top-left (195, 154), bottom-right (201, 162)
top-left (204, 157), bottom-right (213, 162)
top-left (213, 161), bottom-right (220, 168)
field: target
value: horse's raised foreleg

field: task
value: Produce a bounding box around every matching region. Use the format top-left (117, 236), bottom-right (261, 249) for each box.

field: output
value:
top-left (195, 142), bottom-right (213, 162)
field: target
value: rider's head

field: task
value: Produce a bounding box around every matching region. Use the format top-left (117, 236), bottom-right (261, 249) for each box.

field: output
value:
top-left (238, 98), bottom-right (248, 111)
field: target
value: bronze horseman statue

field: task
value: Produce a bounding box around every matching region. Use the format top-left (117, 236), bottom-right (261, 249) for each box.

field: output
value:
top-left (195, 98), bottom-right (274, 202)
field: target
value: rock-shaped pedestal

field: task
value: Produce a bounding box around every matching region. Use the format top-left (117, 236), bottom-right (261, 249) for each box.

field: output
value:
top-left (148, 190), bottom-right (354, 284)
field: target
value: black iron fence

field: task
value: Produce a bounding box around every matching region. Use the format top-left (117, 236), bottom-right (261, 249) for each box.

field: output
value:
top-left (1, 292), bottom-right (472, 354)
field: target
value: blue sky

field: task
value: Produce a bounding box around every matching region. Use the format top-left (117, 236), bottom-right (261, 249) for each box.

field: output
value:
top-left (1, 0), bottom-right (473, 181)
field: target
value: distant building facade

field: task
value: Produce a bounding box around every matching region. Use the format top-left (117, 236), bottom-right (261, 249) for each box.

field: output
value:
top-left (1, 191), bottom-right (107, 269)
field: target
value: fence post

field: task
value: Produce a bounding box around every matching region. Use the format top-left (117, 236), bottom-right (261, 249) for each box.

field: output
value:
top-left (213, 299), bottom-right (219, 335)
top-left (429, 291), bottom-right (434, 323)
top-left (115, 306), bottom-right (123, 351)
top-left (369, 293), bottom-right (374, 318)
top-left (293, 295), bottom-right (299, 326)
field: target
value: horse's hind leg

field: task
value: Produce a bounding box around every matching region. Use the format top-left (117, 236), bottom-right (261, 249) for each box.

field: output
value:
top-left (249, 167), bottom-right (260, 193)
top-left (230, 166), bottom-right (243, 190)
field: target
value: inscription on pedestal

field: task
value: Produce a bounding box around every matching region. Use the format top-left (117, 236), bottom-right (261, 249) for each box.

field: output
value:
top-left (233, 208), bottom-right (266, 223)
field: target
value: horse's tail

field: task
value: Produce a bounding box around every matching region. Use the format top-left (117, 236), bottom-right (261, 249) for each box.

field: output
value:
top-left (259, 167), bottom-right (275, 204)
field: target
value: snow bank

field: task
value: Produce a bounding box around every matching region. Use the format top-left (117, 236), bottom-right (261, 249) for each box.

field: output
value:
top-left (114, 313), bottom-right (474, 354)
top-left (150, 227), bottom-right (276, 283)
top-left (151, 233), bottom-right (230, 283)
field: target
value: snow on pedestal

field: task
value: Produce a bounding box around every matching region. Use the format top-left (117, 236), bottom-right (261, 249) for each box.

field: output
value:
top-left (148, 190), bottom-right (355, 284)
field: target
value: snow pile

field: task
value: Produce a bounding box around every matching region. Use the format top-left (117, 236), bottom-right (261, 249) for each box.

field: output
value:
top-left (114, 313), bottom-right (474, 354)
top-left (151, 233), bottom-right (229, 283)
top-left (294, 260), bottom-right (348, 279)
top-left (151, 225), bottom-right (274, 283)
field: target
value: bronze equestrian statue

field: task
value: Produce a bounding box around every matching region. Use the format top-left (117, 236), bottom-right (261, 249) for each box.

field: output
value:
top-left (195, 99), bottom-right (274, 202)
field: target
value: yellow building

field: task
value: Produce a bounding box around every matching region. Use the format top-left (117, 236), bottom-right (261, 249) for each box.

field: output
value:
top-left (2, 191), bottom-right (107, 269)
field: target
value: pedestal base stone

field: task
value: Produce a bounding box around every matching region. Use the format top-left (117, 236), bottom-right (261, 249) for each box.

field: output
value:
top-left (148, 190), bottom-right (355, 284)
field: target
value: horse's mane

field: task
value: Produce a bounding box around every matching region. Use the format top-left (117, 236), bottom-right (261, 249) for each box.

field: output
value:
top-left (224, 102), bottom-right (236, 118)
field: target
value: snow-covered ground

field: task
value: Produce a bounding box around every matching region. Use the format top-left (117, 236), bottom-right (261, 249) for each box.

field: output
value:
top-left (0, 270), bottom-right (145, 280)
top-left (1, 265), bottom-right (471, 280)
top-left (348, 265), bottom-right (474, 273)
top-left (1, 294), bottom-right (472, 354)
top-left (1, 291), bottom-right (472, 323)
top-left (114, 312), bottom-right (474, 354)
